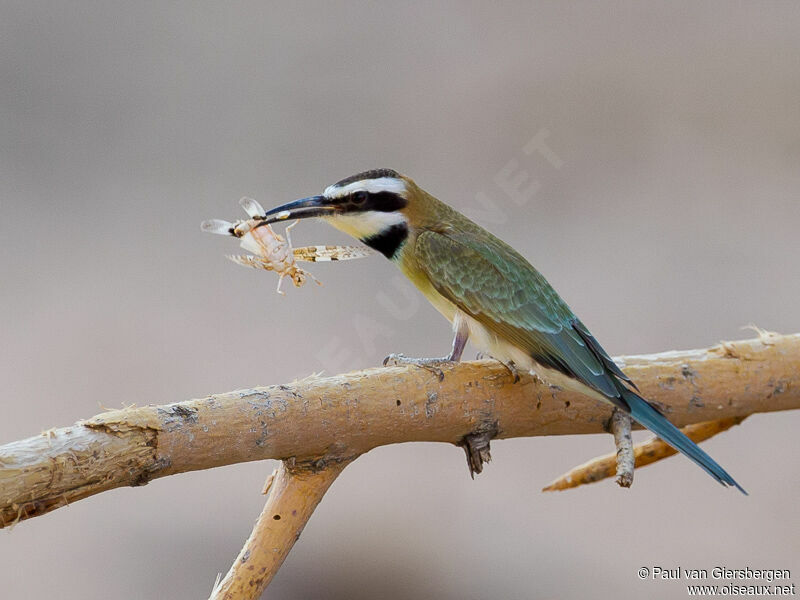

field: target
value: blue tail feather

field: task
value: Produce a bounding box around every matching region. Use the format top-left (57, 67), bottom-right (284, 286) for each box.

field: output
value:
top-left (622, 389), bottom-right (747, 495)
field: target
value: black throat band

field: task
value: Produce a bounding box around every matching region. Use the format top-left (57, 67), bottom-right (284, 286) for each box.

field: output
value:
top-left (361, 223), bottom-right (409, 259)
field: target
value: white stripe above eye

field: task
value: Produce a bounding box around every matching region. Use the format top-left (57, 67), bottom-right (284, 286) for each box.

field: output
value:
top-left (323, 177), bottom-right (407, 199)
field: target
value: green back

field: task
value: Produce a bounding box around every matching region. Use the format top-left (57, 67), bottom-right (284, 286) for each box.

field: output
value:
top-left (414, 202), bottom-right (633, 404)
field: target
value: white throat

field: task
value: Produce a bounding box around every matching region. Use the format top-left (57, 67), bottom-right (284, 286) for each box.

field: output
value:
top-left (324, 211), bottom-right (408, 240)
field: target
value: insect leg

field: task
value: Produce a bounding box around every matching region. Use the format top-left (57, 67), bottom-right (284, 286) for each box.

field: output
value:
top-left (304, 268), bottom-right (323, 287)
top-left (276, 272), bottom-right (287, 295)
top-left (284, 219), bottom-right (300, 247)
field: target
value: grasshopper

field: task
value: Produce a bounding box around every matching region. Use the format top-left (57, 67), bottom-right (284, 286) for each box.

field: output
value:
top-left (202, 198), bottom-right (371, 294)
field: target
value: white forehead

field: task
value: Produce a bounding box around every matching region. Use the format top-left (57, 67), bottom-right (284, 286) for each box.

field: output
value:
top-left (323, 177), bottom-right (407, 199)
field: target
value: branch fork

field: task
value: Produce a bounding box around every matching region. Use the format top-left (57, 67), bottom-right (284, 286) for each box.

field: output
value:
top-left (210, 458), bottom-right (354, 600)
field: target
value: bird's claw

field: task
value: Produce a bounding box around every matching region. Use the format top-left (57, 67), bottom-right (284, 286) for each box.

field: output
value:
top-left (382, 353), bottom-right (404, 367)
top-left (383, 353), bottom-right (447, 381)
top-left (503, 361), bottom-right (521, 383)
top-left (475, 353), bottom-right (520, 383)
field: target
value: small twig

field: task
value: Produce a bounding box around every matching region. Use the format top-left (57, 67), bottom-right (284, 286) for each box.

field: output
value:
top-left (543, 416), bottom-right (747, 492)
top-left (208, 573), bottom-right (222, 599)
top-left (609, 409), bottom-right (634, 488)
top-left (210, 458), bottom-right (353, 600)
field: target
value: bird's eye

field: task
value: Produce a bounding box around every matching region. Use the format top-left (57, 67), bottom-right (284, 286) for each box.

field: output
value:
top-left (353, 191), bottom-right (368, 204)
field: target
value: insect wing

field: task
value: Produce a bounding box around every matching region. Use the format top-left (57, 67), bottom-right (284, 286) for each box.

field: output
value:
top-left (239, 197), bottom-right (266, 219)
top-left (201, 219), bottom-right (236, 236)
top-left (226, 254), bottom-right (275, 271)
top-left (292, 245), bottom-right (373, 262)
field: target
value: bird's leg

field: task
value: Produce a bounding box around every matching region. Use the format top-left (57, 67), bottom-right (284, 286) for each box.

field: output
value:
top-left (383, 313), bottom-right (469, 381)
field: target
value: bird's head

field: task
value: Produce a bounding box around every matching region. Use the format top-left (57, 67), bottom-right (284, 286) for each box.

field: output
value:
top-left (257, 169), bottom-right (423, 259)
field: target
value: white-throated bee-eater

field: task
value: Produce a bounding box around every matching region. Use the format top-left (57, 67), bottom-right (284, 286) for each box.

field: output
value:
top-left (249, 168), bottom-right (745, 493)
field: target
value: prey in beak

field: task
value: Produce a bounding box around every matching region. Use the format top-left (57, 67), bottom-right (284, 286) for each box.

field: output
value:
top-left (258, 195), bottom-right (337, 225)
top-left (201, 197), bottom-right (371, 295)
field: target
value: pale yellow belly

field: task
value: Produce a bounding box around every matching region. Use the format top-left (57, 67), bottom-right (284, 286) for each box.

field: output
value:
top-left (462, 310), bottom-right (610, 404)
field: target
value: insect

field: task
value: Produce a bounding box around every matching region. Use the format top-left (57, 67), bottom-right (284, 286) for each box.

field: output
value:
top-left (202, 197), bottom-right (372, 294)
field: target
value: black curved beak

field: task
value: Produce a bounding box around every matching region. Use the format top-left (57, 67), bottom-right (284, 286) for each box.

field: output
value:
top-left (259, 195), bottom-right (335, 225)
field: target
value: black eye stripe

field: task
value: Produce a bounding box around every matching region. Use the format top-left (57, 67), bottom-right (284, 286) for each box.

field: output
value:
top-left (346, 191), bottom-right (407, 212)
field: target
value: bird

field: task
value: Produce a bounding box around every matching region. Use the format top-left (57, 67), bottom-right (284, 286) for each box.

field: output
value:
top-left (252, 168), bottom-right (745, 493)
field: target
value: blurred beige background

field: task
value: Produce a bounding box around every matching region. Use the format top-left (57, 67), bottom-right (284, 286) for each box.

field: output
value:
top-left (2, 2), bottom-right (799, 599)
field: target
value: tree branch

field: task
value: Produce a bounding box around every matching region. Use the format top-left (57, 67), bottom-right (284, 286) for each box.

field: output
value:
top-left (543, 416), bottom-right (748, 491)
top-left (609, 409), bottom-right (634, 488)
top-left (209, 458), bottom-right (353, 599)
top-left (2, 333), bottom-right (799, 529)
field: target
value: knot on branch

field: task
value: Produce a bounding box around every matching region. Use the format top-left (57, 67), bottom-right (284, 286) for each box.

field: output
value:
top-left (458, 421), bottom-right (499, 478)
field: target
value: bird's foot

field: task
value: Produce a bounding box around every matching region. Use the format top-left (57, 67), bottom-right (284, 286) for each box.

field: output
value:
top-left (475, 352), bottom-right (521, 383)
top-left (383, 353), bottom-right (453, 381)
top-left (500, 360), bottom-right (521, 383)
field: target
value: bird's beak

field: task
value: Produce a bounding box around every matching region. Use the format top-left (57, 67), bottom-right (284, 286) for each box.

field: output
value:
top-left (258, 195), bottom-right (336, 225)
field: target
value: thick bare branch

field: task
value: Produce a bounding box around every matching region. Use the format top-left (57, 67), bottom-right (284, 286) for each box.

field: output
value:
top-left (209, 459), bottom-right (352, 600)
top-left (2, 333), bottom-right (799, 527)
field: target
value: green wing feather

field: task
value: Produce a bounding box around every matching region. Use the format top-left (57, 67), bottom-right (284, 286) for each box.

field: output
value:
top-left (413, 222), bottom-right (744, 492)
top-left (415, 229), bottom-right (633, 402)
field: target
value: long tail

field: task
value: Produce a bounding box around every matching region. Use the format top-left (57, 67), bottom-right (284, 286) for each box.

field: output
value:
top-left (622, 389), bottom-right (747, 494)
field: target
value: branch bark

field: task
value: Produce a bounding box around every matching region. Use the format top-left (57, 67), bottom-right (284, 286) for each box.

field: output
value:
top-left (2, 332), bottom-right (799, 529)
top-left (609, 409), bottom-right (634, 487)
top-left (209, 459), bottom-right (352, 599)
